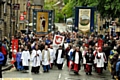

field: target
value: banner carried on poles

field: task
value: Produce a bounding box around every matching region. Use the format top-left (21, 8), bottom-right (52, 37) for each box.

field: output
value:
top-left (11, 39), bottom-right (18, 64)
top-left (53, 35), bottom-right (65, 47)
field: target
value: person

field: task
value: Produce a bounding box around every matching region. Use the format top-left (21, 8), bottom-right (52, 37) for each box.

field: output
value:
top-left (116, 55), bottom-right (120, 80)
top-left (85, 48), bottom-right (95, 75)
top-left (31, 44), bottom-right (42, 74)
top-left (56, 45), bottom-right (65, 70)
top-left (0, 41), bottom-right (7, 66)
top-left (109, 46), bottom-right (118, 61)
top-left (95, 47), bottom-right (107, 74)
top-left (48, 45), bottom-right (55, 69)
top-left (40, 16), bottom-right (46, 32)
top-left (0, 47), bottom-right (4, 78)
top-left (82, 46), bottom-right (88, 71)
top-left (16, 48), bottom-right (23, 71)
top-left (42, 45), bottom-right (50, 72)
top-left (67, 45), bottom-right (75, 68)
top-left (111, 52), bottom-right (119, 79)
top-left (72, 47), bottom-right (82, 75)
top-left (21, 46), bottom-right (30, 72)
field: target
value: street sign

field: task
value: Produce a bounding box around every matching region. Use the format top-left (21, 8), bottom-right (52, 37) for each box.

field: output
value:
top-left (13, 4), bottom-right (20, 10)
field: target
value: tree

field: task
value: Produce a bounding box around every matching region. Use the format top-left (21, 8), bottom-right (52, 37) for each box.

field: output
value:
top-left (62, 0), bottom-right (76, 18)
top-left (63, 0), bottom-right (69, 5)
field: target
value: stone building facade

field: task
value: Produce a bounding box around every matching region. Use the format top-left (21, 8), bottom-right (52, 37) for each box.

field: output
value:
top-left (0, 0), bottom-right (44, 39)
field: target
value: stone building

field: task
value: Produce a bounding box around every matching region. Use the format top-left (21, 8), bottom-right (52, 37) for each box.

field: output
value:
top-left (0, 0), bottom-right (44, 39)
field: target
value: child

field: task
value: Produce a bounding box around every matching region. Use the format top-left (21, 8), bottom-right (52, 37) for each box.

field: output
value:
top-left (16, 48), bottom-right (23, 71)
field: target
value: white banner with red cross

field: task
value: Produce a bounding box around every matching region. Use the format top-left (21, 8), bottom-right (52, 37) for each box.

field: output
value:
top-left (53, 35), bottom-right (65, 47)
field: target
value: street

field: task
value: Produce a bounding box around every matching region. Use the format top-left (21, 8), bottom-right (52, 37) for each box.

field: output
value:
top-left (3, 61), bottom-right (113, 80)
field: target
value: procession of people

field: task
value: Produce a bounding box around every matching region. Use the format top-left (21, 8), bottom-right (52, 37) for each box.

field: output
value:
top-left (0, 30), bottom-right (120, 79)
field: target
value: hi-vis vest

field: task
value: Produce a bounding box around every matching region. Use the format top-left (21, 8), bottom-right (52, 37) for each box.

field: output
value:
top-left (109, 50), bottom-right (117, 59)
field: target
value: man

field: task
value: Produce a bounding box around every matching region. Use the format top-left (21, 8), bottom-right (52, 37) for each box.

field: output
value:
top-left (42, 45), bottom-right (50, 72)
top-left (56, 45), bottom-right (65, 70)
top-left (67, 45), bottom-right (75, 68)
top-left (109, 46), bottom-right (118, 60)
top-left (48, 45), bottom-right (55, 69)
top-left (21, 46), bottom-right (30, 72)
top-left (85, 48), bottom-right (95, 75)
top-left (72, 47), bottom-right (82, 75)
top-left (0, 43), bottom-right (4, 78)
top-left (96, 47), bottom-right (107, 74)
top-left (116, 55), bottom-right (120, 80)
top-left (31, 45), bottom-right (42, 74)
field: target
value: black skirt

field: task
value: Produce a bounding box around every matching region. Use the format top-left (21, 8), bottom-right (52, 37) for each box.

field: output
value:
top-left (23, 66), bottom-right (29, 70)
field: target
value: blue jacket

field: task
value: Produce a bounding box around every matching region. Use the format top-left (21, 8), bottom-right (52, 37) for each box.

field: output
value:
top-left (16, 52), bottom-right (22, 62)
top-left (0, 52), bottom-right (4, 64)
top-left (116, 59), bottom-right (120, 77)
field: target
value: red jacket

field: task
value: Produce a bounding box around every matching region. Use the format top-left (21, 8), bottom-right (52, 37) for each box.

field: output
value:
top-left (0, 46), bottom-right (7, 55)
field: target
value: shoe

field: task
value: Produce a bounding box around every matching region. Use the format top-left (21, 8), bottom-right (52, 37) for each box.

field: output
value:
top-left (86, 73), bottom-right (88, 75)
top-left (43, 71), bottom-right (46, 73)
top-left (89, 73), bottom-right (92, 75)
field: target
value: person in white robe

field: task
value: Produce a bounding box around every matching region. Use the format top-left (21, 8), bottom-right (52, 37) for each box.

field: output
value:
top-left (31, 45), bottom-right (42, 74)
top-left (72, 47), bottom-right (82, 75)
top-left (82, 46), bottom-right (88, 70)
top-left (67, 45), bottom-right (75, 68)
top-left (48, 45), bottom-right (55, 69)
top-left (42, 45), bottom-right (50, 72)
top-left (56, 45), bottom-right (65, 70)
top-left (95, 47), bottom-right (107, 74)
top-left (21, 46), bottom-right (30, 72)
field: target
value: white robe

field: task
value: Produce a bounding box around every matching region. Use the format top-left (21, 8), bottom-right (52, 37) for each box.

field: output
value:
top-left (42, 50), bottom-right (50, 65)
top-left (31, 50), bottom-right (42, 67)
top-left (68, 49), bottom-right (74, 56)
top-left (96, 52), bottom-right (106, 68)
top-left (21, 50), bottom-right (30, 66)
top-left (48, 48), bottom-right (55, 63)
top-left (75, 52), bottom-right (79, 64)
top-left (57, 50), bottom-right (64, 64)
top-left (82, 50), bottom-right (87, 64)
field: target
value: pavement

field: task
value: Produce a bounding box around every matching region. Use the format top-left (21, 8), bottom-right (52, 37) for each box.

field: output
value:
top-left (2, 60), bottom-right (114, 80)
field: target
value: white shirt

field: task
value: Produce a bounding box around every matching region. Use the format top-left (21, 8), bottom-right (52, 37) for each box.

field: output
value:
top-left (31, 50), bottom-right (42, 67)
top-left (21, 50), bottom-right (30, 66)
top-left (42, 50), bottom-right (50, 65)
top-left (75, 52), bottom-right (79, 64)
top-left (57, 50), bottom-right (64, 64)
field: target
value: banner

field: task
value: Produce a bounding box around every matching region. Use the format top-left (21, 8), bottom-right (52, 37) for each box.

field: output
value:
top-left (11, 39), bottom-right (18, 63)
top-left (37, 12), bottom-right (49, 32)
top-left (33, 9), bottom-right (54, 34)
top-left (78, 9), bottom-right (91, 32)
top-left (53, 35), bottom-right (65, 47)
top-left (75, 7), bottom-right (95, 33)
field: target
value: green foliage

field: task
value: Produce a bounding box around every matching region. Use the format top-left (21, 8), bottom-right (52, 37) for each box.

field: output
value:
top-left (63, 0), bottom-right (69, 5)
top-left (62, 0), bottom-right (75, 18)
